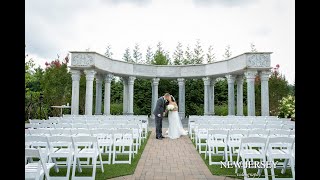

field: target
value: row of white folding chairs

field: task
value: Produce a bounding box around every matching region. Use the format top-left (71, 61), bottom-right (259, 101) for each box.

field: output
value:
top-left (26, 127), bottom-right (142, 153)
top-left (30, 118), bottom-right (147, 124)
top-left (189, 123), bottom-right (294, 141)
top-left (195, 128), bottom-right (294, 155)
top-left (26, 129), bottom-right (135, 166)
top-left (25, 135), bottom-right (107, 180)
top-left (202, 132), bottom-right (295, 179)
top-left (26, 121), bottom-right (144, 128)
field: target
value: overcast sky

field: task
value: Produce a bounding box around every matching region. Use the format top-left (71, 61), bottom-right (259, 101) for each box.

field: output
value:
top-left (25, 0), bottom-right (295, 84)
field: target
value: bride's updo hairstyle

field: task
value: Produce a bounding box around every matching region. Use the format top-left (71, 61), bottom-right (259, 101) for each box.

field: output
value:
top-left (171, 95), bottom-right (176, 102)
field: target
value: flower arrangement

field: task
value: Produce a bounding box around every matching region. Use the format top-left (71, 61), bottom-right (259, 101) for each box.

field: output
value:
top-left (167, 104), bottom-right (175, 111)
top-left (278, 95), bottom-right (295, 120)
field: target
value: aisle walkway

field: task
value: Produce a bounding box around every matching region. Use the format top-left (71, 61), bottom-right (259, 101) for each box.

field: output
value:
top-left (109, 128), bottom-right (234, 180)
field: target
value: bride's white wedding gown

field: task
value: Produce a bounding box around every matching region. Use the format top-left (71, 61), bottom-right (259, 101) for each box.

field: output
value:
top-left (166, 105), bottom-right (188, 139)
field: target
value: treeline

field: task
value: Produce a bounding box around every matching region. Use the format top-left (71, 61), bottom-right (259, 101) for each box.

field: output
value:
top-left (25, 41), bottom-right (294, 120)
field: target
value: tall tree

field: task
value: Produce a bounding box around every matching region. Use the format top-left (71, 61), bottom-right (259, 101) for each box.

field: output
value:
top-left (223, 45), bottom-right (232, 60)
top-left (184, 45), bottom-right (193, 65)
top-left (151, 42), bottom-right (169, 65)
top-left (193, 39), bottom-right (204, 64)
top-left (206, 45), bottom-right (215, 63)
top-left (122, 48), bottom-right (133, 62)
top-left (104, 44), bottom-right (113, 58)
top-left (133, 43), bottom-right (142, 64)
top-left (173, 42), bottom-right (184, 65)
top-left (250, 43), bottom-right (257, 52)
top-left (145, 46), bottom-right (153, 64)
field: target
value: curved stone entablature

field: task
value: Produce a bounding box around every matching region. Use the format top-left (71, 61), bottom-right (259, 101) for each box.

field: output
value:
top-left (69, 51), bottom-right (272, 79)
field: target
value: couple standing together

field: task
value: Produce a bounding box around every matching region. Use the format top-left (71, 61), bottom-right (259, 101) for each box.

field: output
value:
top-left (153, 93), bottom-right (188, 140)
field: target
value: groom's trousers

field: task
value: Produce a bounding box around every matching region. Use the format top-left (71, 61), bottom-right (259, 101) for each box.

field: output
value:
top-left (155, 116), bottom-right (163, 138)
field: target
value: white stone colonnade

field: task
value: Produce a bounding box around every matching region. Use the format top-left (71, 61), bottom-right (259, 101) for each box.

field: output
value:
top-left (69, 52), bottom-right (272, 117)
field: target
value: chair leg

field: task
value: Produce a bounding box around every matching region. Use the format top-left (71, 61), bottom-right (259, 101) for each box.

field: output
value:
top-left (129, 145), bottom-right (132, 164)
top-left (92, 157), bottom-right (97, 180)
top-left (112, 145), bottom-right (116, 164)
top-left (269, 157), bottom-right (276, 180)
top-left (99, 152), bottom-right (104, 173)
top-left (281, 159), bottom-right (289, 174)
top-left (71, 155), bottom-right (77, 179)
top-left (242, 157), bottom-right (248, 179)
top-left (235, 154), bottom-right (240, 173)
top-left (290, 157), bottom-right (295, 179)
top-left (205, 144), bottom-right (207, 159)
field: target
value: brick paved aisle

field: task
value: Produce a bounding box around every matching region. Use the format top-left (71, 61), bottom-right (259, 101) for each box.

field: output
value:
top-left (109, 128), bottom-right (235, 180)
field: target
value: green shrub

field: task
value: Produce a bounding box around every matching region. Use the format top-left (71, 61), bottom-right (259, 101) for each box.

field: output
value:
top-left (110, 103), bottom-right (123, 115)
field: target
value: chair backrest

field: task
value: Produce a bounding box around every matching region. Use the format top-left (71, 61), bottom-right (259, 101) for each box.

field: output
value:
top-left (72, 136), bottom-right (98, 150)
top-left (266, 137), bottom-right (294, 152)
top-left (71, 129), bottom-right (92, 136)
top-left (72, 123), bottom-right (87, 129)
top-left (50, 129), bottom-right (71, 136)
top-left (248, 129), bottom-right (269, 137)
top-left (240, 137), bottom-right (267, 151)
top-left (231, 124), bottom-right (249, 130)
top-left (207, 129), bottom-right (228, 142)
top-left (29, 129), bottom-right (51, 136)
top-left (250, 124), bottom-right (266, 130)
top-left (269, 129), bottom-right (290, 137)
top-left (25, 148), bottom-right (51, 180)
top-left (266, 124), bottom-right (283, 130)
top-left (48, 136), bottom-right (74, 151)
top-left (282, 124), bottom-right (295, 130)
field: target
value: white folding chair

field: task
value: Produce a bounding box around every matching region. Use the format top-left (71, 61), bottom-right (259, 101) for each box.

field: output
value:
top-left (231, 124), bottom-right (250, 130)
top-left (29, 129), bottom-right (51, 136)
top-left (227, 129), bottom-right (248, 162)
top-left (71, 136), bottom-right (104, 180)
top-left (266, 124), bottom-right (283, 130)
top-left (25, 148), bottom-right (55, 180)
top-left (91, 129), bottom-right (114, 164)
top-left (113, 129), bottom-right (133, 164)
top-left (25, 136), bottom-right (58, 163)
top-left (268, 129), bottom-right (290, 138)
top-left (266, 137), bottom-right (295, 180)
top-left (195, 126), bottom-right (208, 154)
top-left (50, 129), bottom-right (72, 137)
top-left (205, 129), bottom-right (229, 165)
top-left (235, 137), bottom-right (269, 180)
top-left (47, 136), bottom-right (75, 180)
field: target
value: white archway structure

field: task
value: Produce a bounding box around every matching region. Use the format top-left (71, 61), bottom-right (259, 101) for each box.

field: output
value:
top-left (69, 51), bottom-right (272, 117)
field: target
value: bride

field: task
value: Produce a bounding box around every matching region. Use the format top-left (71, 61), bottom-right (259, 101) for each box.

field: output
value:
top-left (166, 95), bottom-right (188, 139)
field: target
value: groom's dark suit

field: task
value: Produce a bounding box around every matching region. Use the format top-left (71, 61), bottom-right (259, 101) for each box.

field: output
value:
top-left (153, 96), bottom-right (169, 139)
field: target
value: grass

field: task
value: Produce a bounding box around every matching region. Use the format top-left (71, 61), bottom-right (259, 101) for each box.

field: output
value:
top-left (192, 139), bottom-right (294, 179)
top-left (49, 131), bottom-right (151, 179)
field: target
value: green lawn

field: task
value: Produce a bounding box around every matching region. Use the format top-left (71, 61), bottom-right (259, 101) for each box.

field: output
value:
top-left (193, 139), bottom-right (294, 179)
top-left (49, 131), bottom-right (151, 180)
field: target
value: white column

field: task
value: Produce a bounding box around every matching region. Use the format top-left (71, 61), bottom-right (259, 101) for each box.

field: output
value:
top-left (203, 77), bottom-right (210, 115)
top-left (122, 78), bottom-right (128, 115)
top-left (245, 70), bottom-right (257, 116)
top-left (128, 76), bottom-right (136, 115)
top-left (70, 70), bottom-right (80, 115)
top-left (84, 69), bottom-right (96, 115)
top-left (260, 71), bottom-right (271, 116)
top-left (104, 74), bottom-right (113, 115)
top-left (151, 78), bottom-right (160, 117)
top-left (226, 75), bottom-right (236, 115)
top-left (95, 75), bottom-right (102, 115)
top-left (236, 75), bottom-right (244, 116)
top-left (209, 78), bottom-right (216, 115)
top-left (177, 78), bottom-right (185, 118)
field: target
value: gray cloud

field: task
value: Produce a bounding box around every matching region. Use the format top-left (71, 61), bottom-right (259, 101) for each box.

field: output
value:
top-left (192, 0), bottom-right (258, 7)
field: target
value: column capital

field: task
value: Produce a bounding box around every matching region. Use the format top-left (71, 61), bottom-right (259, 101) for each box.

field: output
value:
top-left (177, 78), bottom-right (185, 86)
top-left (70, 69), bottom-right (81, 81)
top-left (225, 75), bottom-right (236, 84)
top-left (105, 73), bottom-right (114, 83)
top-left (236, 75), bottom-right (244, 84)
top-left (259, 71), bottom-right (272, 81)
top-left (203, 77), bottom-right (210, 86)
top-left (84, 69), bottom-right (96, 81)
top-left (244, 70), bottom-right (257, 79)
top-left (152, 77), bottom-right (160, 86)
top-left (210, 77), bottom-right (216, 85)
top-left (128, 76), bottom-right (136, 85)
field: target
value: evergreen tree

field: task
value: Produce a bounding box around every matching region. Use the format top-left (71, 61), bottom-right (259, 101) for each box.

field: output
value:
top-left (122, 48), bottom-right (133, 62)
top-left (223, 45), bottom-right (232, 60)
top-left (206, 45), bottom-right (215, 63)
top-left (133, 43), bottom-right (142, 64)
top-left (193, 39), bottom-right (204, 64)
top-left (145, 46), bottom-right (153, 64)
top-left (151, 42), bottom-right (169, 65)
top-left (184, 45), bottom-right (193, 65)
top-left (104, 44), bottom-right (113, 58)
top-left (173, 42), bottom-right (184, 65)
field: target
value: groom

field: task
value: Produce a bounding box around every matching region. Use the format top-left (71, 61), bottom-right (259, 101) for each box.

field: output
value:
top-left (153, 93), bottom-right (170, 140)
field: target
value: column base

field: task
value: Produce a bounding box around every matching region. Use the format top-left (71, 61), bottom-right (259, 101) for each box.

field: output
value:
top-left (123, 112), bottom-right (134, 115)
top-left (178, 112), bottom-right (185, 119)
top-left (95, 113), bottom-right (102, 115)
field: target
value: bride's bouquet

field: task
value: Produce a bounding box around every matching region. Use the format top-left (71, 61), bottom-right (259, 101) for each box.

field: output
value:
top-left (167, 104), bottom-right (175, 111)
